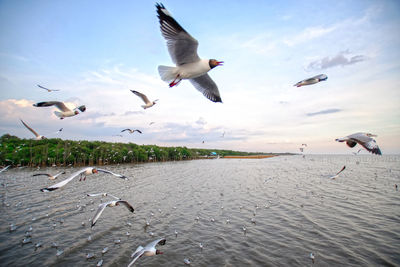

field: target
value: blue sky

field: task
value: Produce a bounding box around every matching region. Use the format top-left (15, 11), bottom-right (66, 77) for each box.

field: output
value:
top-left (0, 0), bottom-right (399, 154)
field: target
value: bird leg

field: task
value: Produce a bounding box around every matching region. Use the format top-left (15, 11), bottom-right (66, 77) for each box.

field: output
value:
top-left (79, 174), bottom-right (82, 181)
top-left (83, 176), bottom-right (86, 181)
top-left (169, 75), bottom-right (182, 87)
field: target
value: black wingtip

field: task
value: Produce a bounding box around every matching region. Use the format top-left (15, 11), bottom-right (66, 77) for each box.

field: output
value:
top-left (40, 187), bottom-right (57, 192)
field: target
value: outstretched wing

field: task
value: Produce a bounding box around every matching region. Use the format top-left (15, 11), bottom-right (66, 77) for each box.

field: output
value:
top-left (360, 139), bottom-right (382, 155)
top-left (33, 101), bottom-right (70, 112)
top-left (156, 3), bottom-right (200, 65)
top-left (128, 247), bottom-right (145, 267)
top-left (144, 238), bottom-right (167, 250)
top-left (121, 129), bottom-right (132, 133)
top-left (335, 166), bottom-right (346, 176)
top-left (189, 74), bottom-right (222, 103)
top-left (96, 168), bottom-right (128, 180)
top-left (117, 200), bottom-right (134, 213)
top-left (130, 90), bottom-right (150, 104)
top-left (91, 202), bottom-right (111, 227)
top-left (37, 84), bottom-right (60, 91)
top-left (20, 119), bottom-right (40, 138)
top-left (32, 173), bottom-right (51, 177)
top-left (0, 165), bottom-right (11, 173)
top-left (40, 167), bottom-right (90, 192)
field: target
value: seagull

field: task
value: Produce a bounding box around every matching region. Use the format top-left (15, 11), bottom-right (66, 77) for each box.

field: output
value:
top-left (294, 74), bottom-right (327, 87)
top-left (299, 147), bottom-right (304, 153)
top-left (33, 101), bottom-right (86, 119)
top-left (20, 119), bottom-right (46, 140)
top-left (329, 166), bottom-right (346, 179)
top-left (156, 3), bottom-right (223, 103)
top-left (130, 90), bottom-right (158, 109)
top-left (128, 238), bottom-right (166, 266)
top-left (121, 129), bottom-right (143, 134)
top-left (302, 143), bottom-right (307, 147)
top-left (87, 192), bottom-right (121, 200)
top-left (91, 200), bottom-right (134, 227)
top-left (335, 132), bottom-right (382, 155)
top-left (37, 84), bottom-right (60, 92)
top-left (55, 128), bottom-right (63, 134)
top-left (40, 167), bottom-right (127, 192)
top-left (0, 165), bottom-right (11, 173)
top-left (149, 122), bottom-right (155, 125)
top-left (310, 252), bottom-right (315, 264)
top-left (33, 171), bottom-right (66, 180)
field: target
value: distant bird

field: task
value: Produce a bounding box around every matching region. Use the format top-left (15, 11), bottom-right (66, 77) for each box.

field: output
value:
top-left (33, 171), bottom-right (66, 180)
top-left (156, 3), bottom-right (223, 103)
top-left (336, 132), bottom-right (382, 155)
top-left (221, 131), bottom-right (225, 138)
top-left (121, 129), bottom-right (143, 134)
top-left (37, 84), bottom-right (60, 92)
top-left (87, 192), bottom-right (121, 200)
top-left (112, 134), bottom-right (123, 137)
top-left (33, 101), bottom-right (86, 119)
top-left (128, 238), bottom-right (166, 266)
top-left (0, 165), bottom-right (11, 173)
top-left (91, 200), bottom-right (134, 227)
top-left (302, 144), bottom-right (307, 147)
top-left (56, 128), bottom-right (63, 134)
top-left (20, 119), bottom-right (46, 140)
top-left (352, 149), bottom-right (362, 155)
top-left (294, 74), bottom-right (327, 87)
top-left (40, 167), bottom-right (127, 192)
top-left (130, 90), bottom-right (158, 109)
top-left (310, 252), bottom-right (315, 263)
top-left (149, 122), bottom-right (155, 125)
top-left (184, 258), bottom-right (191, 265)
top-left (299, 147), bottom-right (304, 153)
top-left (329, 166), bottom-right (346, 179)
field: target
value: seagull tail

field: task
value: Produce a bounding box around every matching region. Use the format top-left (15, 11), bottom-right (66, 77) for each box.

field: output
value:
top-left (157, 65), bottom-right (177, 82)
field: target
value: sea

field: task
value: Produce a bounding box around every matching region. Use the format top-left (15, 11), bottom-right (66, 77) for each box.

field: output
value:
top-left (0, 155), bottom-right (399, 266)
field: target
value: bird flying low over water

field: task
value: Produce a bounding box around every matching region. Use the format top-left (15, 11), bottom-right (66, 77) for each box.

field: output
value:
top-left (37, 84), bottom-right (60, 92)
top-left (294, 74), bottom-right (327, 87)
top-left (121, 129), bottom-right (142, 134)
top-left (329, 166), bottom-right (346, 179)
top-left (20, 119), bottom-right (46, 140)
top-left (33, 171), bottom-right (66, 180)
top-left (40, 167), bottom-right (127, 192)
top-left (335, 132), bottom-right (382, 155)
top-left (130, 90), bottom-right (158, 109)
top-left (156, 3), bottom-right (223, 103)
top-left (91, 200), bottom-right (134, 227)
top-left (33, 101), bottom-right (86, 119)
top-left (128, 238), bottom-right (166, 266)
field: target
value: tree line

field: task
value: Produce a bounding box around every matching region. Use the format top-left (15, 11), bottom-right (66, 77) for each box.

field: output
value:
top-left (0, 134), bottom-right (279, 167)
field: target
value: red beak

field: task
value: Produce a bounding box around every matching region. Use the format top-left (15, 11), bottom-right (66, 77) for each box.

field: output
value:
top-left (217, 61), bottom-right (224, 66)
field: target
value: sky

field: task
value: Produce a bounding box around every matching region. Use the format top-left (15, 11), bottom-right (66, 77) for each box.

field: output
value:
top-left (0, 0), bottom-right (399, 154)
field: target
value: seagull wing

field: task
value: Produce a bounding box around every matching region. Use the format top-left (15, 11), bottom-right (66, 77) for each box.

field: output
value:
top-left (0, 165), bottom-right (11, 173)
top-left (116, 200), bottom-right (134, 213)
top-left (144, 238), bottom-right (166, 250)
top-left (40, 167), bottom-right (91, 192)
top-left (121, 129), bottom-right (132, 133)
top-left (32, 173), bottom-right (51, 177)
top-left (33, 101), bottom-right (71, 112)
top-left (335, 166), bottom-right (346, 176)
top-left (128, 247), bottom-right (145, 267)
top-left (53, 171), bottom-right (66, 179)
top-left (156, 3), bottom-right (200, 65)
top-left (91, 201), bottom-right (112, 227)
top-left (87, 193), bottom-right (105, 197)
top-left (130, 90), bottom-right (150, 104)
top-left (135, 130), bottom-right (142, 134)
top-left (37, 84), bottom-right (60, 91)
top-left (189, 74), bottom-right (222, 103)
top-left (20, 119), bottom-right (40, 138)
top-left (359, 139), bottom-right (382, 155)
top-left (96, 168), bottom-right (128, 180)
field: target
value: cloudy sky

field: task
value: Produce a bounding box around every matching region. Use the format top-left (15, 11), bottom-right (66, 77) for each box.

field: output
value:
top-left (0, 0), bottom-right (399, 154)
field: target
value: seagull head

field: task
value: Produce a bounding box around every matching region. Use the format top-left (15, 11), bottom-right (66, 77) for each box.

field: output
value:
top-left (209, 59), bottom-right (223, 69)
top-left (156, 249), bottom-right (163, 255)
top-left (92, 168), bottom-right (98, 174)
top-left (153, 99), bottom-right (159, 105)
top-left (74, 110), bottom-right (79, 115)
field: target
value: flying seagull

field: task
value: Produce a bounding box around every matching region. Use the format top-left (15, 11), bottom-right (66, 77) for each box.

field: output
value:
top-left (336, 132), bottom-right (382, 155)
top-left (40, 167), bottom-right (127, 192)
top-left (128, 238), bottom-right (166, 266)
top-left (91, 200), bottom-right (134, 227)
top-left (130, 90), bottom-right (158, 109)
top-left (37, 84), bottom-right (60, 92)
top-left (33, 171), bottom-right (66, 180)
top-left (156, 3), bottom-right (223, 103)
top-left (0, 165), bottom-right (11, 173)
top-left (33, 101), bottom-right (86, 119)
top-left (20, 119), bottom-right (46, 140)
top-left (87, 192), bottom-right (121, 200)
top-left (329, 166), bottom-right (346, 179)
top-left (294, 74), bottom-right (327, 87)
top-left (121, 129), bottom-right (143, 134)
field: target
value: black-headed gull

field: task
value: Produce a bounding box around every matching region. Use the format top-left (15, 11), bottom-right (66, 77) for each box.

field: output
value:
top-left (335, 132), bottom-right (382, 155)
top-left (121, 129), bottom-right (143, 134)
top-left (156, 3), bottom-right (223, 103)
top-left (20, 119), bottom-right (46, 140)
top-left (40, 167), bottom-right (127, 192)
top-left (91, 200), bottom-right (134, 227)
top-left (294, 74), bottom-right (327, 87)
top-left (130, 90), bottom-right (158, 109)
top-left (33, 171), bottom-right (66, 180)
top-left (37, 84), bottom-right (60, 92)
top-left (33, 101), bottom-right (86, 119)
top-left (128, 238), bottom-right (166, 266)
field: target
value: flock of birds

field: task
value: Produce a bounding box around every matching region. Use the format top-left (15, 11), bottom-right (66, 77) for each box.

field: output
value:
top-left (3, 2), bottom-right (387, 266)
